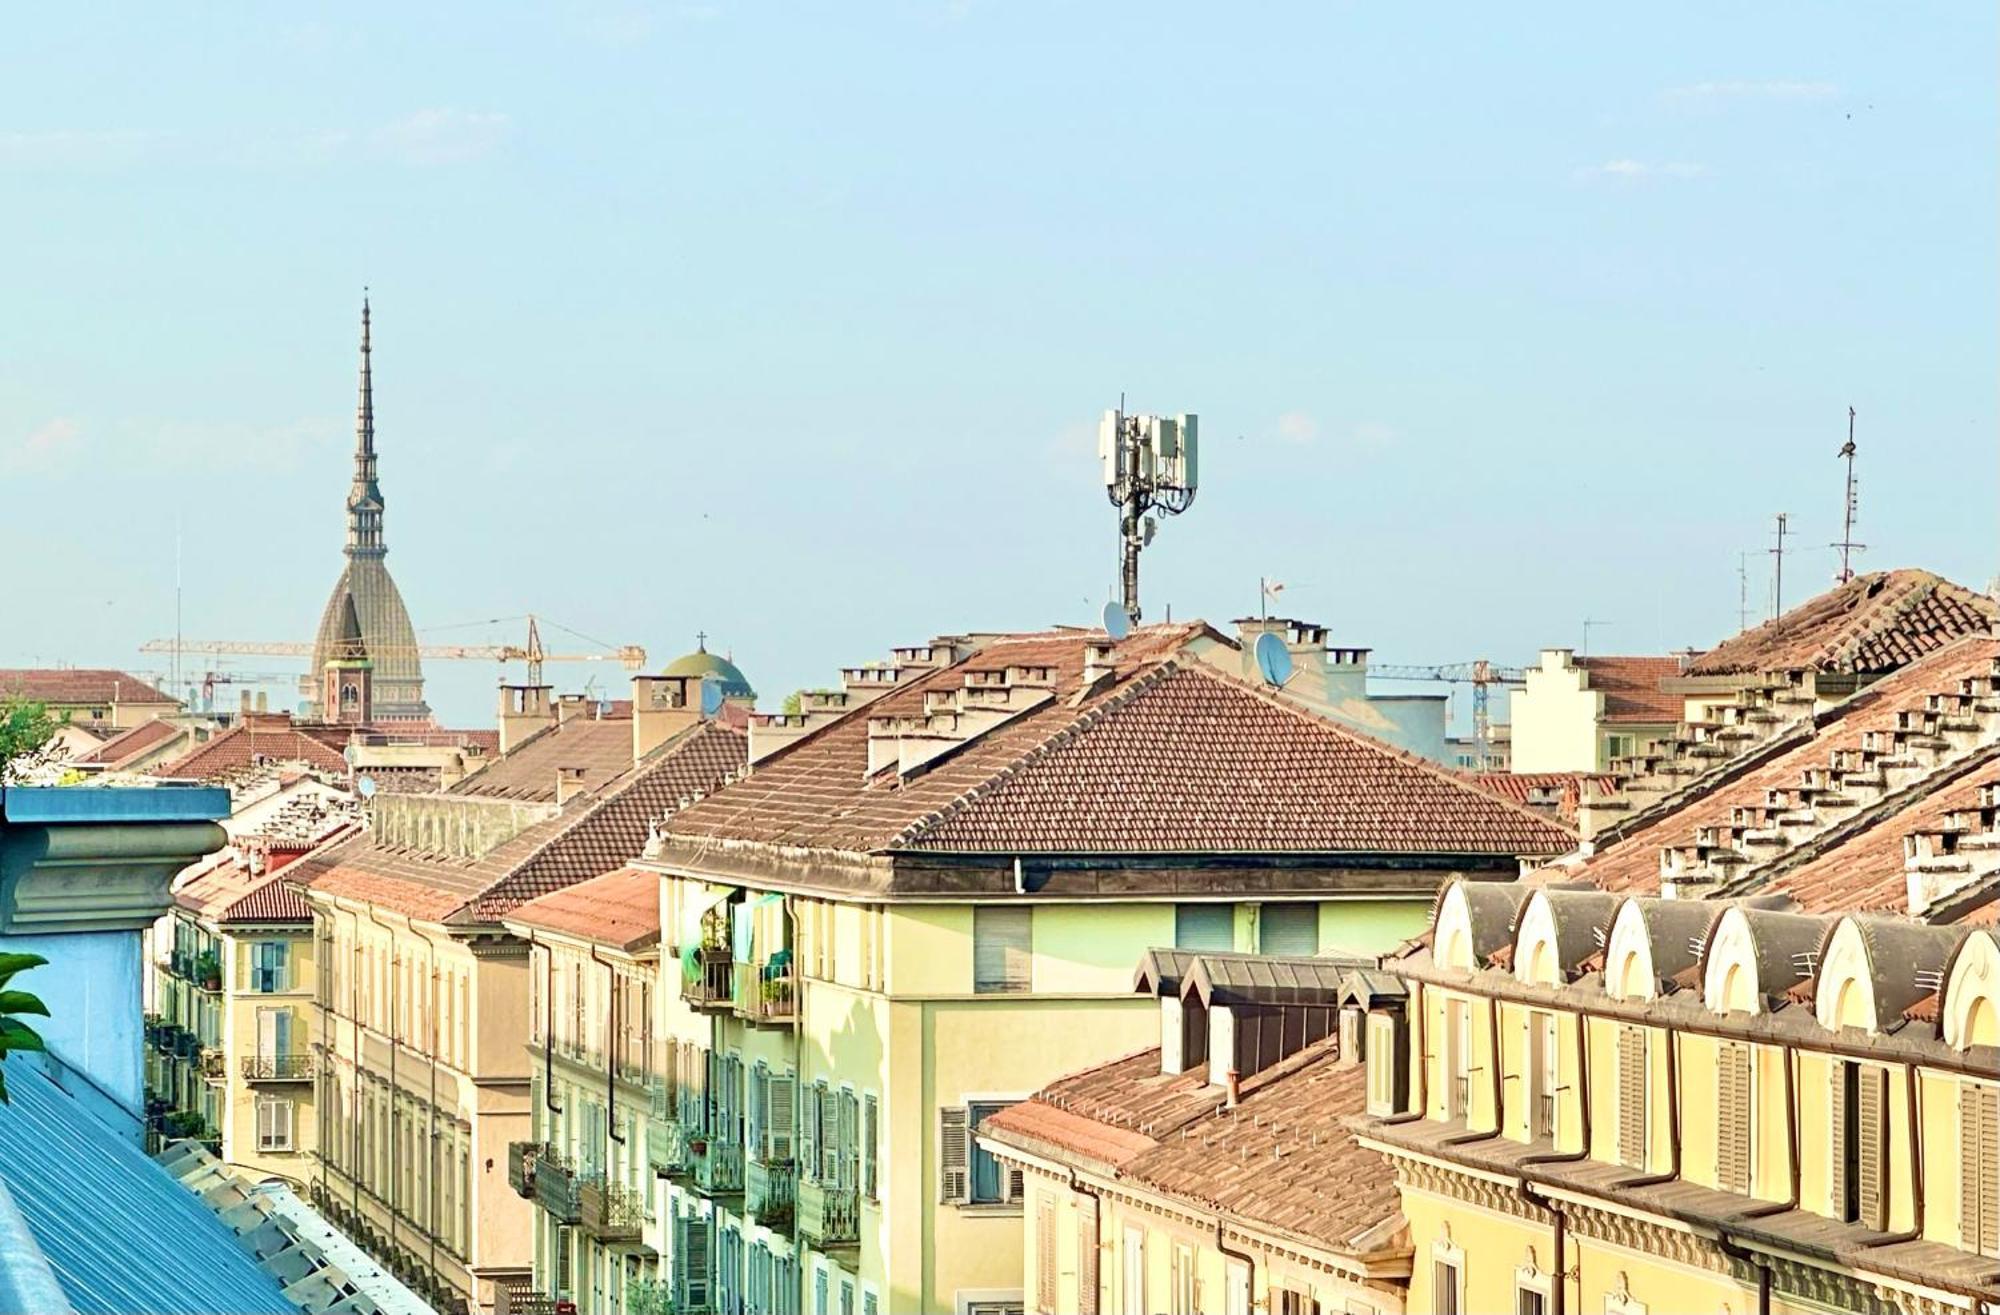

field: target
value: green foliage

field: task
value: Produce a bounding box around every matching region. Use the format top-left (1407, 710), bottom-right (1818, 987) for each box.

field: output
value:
top-left (0, 952), bottom-right (49, 1104)
top-left (781, 691), bottom-right (802, 716)
top-left (627, 1277), bottom-right (676, 1315)
top-left (0, 700), bottom-right (62, 783)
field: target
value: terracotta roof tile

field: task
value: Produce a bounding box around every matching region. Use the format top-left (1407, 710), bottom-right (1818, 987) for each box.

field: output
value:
top-left (505, 867), bottom-right (661, 952)
top-left (0, 669), bottom-right (177, 708)
top-left (669, 627), bottom-right (1573, 859)
top-left (450, 716), bottom-right (633, 803)
top-left (1576, 656), bottom-right (1684, 724)
top-left (153, 718), bottom-right (352, 783)
top-left (1471, 772), bottom-right (1618, 824)
top-left (1688, 569), bottom-right (1994, 677)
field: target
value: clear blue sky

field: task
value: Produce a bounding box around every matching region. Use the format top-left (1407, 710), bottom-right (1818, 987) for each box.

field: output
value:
top-left (2, 4), bottom-right (1993, 728)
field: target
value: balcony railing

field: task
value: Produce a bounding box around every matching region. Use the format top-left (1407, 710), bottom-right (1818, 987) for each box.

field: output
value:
top-left (688, 1134), bottom-right (743, 1196)
top-left (578, 1177), bottom-right (645, 1244)
top-left (797, 1179), bottom-right (860, 1248)
top-left (681, 948), bottom-right (733, 1011)
top-left (507, 1141), bottom-right (543, 1199)
top-left (745, 1159), bottom-right (795, 1230)
top-left (242, 1052), bottom-right (317, 1082)
top-left (646, 1118), bottom-right (687, 1176)
top-left (534, 1152), bottom-right (582, 1224)
top-left (199, 1048), bottom-right (227, 1081)
top-left (733, 961), bottom-right (796, 1027)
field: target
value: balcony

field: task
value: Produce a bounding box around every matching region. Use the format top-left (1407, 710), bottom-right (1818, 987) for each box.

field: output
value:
top-left (646, 1117), bottom-right (687, 1176)
top-left (734, 960), bottom-right (796, 1027)
top-left (507, 1141), bottom-right (543, 1199)
top-left (199, 1048), bottom-right (227, 1082)
top-left (578, 1177), bottom-right (645, 1245)
top-left (688, 1134), bottom-right (743, 1197)
top-left (681, 947), bottom-right (733, 1011)
top-left (797, 1179), bottom-right (860, 1250)
top-left (534, 1151), bottom-right (582, 1224)
top-left (745, 1159), bottom-right (794, 1230)
top-left (242, 1052), bottom-right (316, 1082)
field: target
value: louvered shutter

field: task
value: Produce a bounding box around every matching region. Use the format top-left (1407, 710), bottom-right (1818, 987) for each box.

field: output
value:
top-left (1005, 1164), bottom-right (1025, 1204)
top-left (1828, 1060), bottom-right (1850, 1218)
top-left (682, 1213), bottom-right (712, 1310)
top-left (862, 1093), bottom-right (879, 1199)
top-left (1077, 1195), bottom-right (1100, 1315)
top-left (1617, 1026), bottom-right (1647, 1169)
top-left (1964, 1081), bottom-right (2000, 1257)
top-left (1717, 1041), bottom-right (1751, 1193)
top-left (1036, 1195), bottom-right (1057, 1314)
top-left (768, 1074), bottom-right (797, 1163)
top-left (939, 1106), bottom-right (970, 1203)
top-left (749, 1063), bottom-right (767, 1160)
top-left (973, 906), bottom-right (1032, 993)
top-left (840, 1089), bottom-right (861, 1191)
top-left (1856, 1064), bottom-right (1888, 1230)
top-left (799, 1080), bottom-right (819, 1180)
top-left (820, 1085), bottom-right (840, 1183)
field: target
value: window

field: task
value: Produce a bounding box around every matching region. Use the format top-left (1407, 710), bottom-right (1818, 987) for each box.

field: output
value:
top-left (249, 941), bottom-right (289, 993)
top-left (1365, 1011), bottom-right (1408, 1117)
top-left (1274, 1288), bottom-right (1316, 1315)
top-left (940, 1101), bottom-right (1022, 1205)
top-left (1174, 903), bottom-right (1233, 951)
top-left (1444, 997), bottom-right (1472, 1121)
top-left (1605, 733), bottom-right (1635, 761)
top-left (862, 1092), bottom-right (879, 1199)
top-left (1513, 1265), bottom-right (1551, 1315)
top-left (1830, 1059), bottom-right (1890, 1228)
top-left (1260, 903), bottom-right (1319, 956)
top-left (1120, 1226), bottom-right (1145, 1315)
top-left (1616, 1025), bottom-right (1648, 1169)
top-left (973, 907), bottom-right (1032, 994)
top-left (1526, 1011), bottom-right (1559, 1141)
top-left (1223, 1263), bottom-right (1249, 1315)
top-left (1170, 1244), bottom-right (1196, 1315)
top-left (1432, 1260), bottom-right (1461, 1315)
top-left (1716, 1040), bottom-right (1753, 1192)
top-left (1036, 1196), bottom-right (1057, 1314)
top-left (256, 1007), bottom-right (293, 1063)
top-left (256, 1096), bottom-right (294, 1151)
top-left (1078, 1196), bottom-right (1100, 1315)
top-left (1964, 1079), bottom-right (2000, 1257)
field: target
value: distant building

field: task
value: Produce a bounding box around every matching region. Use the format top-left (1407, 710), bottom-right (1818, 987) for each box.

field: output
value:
top-left (1508, 651), bottom-right (1683, 773)
top-left (0, 667), bottom-right (181, 731)
top-left (306, 299), bottom-right (428, 723)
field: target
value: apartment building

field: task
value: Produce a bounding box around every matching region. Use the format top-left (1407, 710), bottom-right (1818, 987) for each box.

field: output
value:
top-left (1354, 878), bottom-right (2000, 1315)
top-left (1508, 651), bottom-right (1684, 774)
top-left (630, 622), bottom-right (1573, 1315)
top-left (297, 680), bottom-right (746, 1314)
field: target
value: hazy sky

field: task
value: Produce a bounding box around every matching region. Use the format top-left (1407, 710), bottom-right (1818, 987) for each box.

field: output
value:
top-left (3, 4), bottom-right (1994, 727)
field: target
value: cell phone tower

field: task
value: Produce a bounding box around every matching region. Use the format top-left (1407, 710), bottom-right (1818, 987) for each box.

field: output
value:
top-left (1098, 406), bottom-right (1199, 624)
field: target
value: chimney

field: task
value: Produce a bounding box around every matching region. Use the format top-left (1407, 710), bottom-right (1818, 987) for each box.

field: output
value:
top-left (498, 683), bottom-right (557, 755)
top-left (555, 765), bottom-right (589, 806)
top-left (1082, 641), bottom-right (1117, 688)
top-left (555, 693), bottom-right (591, 725)
top-left (865, 666), bottom-right (1056, 778)
top-left (632, 674), bottom-right (701, 762)
top-left (240, 690), bottom-right (253, 716)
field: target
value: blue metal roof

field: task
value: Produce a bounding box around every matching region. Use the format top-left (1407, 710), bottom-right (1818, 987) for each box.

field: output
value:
top-left (0, 785), bottom-right (231, 825)
top-left (0, 1057), bottom-right (296, 1315)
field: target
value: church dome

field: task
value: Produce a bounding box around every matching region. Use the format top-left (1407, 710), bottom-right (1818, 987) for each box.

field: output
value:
top-left (662, 641), bottom-right (755, 700)
top-left (310, 559), bottom-right (426, 719)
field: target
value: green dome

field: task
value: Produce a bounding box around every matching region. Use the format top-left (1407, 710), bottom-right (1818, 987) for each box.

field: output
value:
top-left (662, 641), bottom-right (756, 700)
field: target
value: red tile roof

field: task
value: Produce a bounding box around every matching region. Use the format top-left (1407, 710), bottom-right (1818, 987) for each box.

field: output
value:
top-left (304, 719), bottom-right (745, 924)
top-left (982, 1041), bottom-right (1402, 1256)
top-left (1470, 772), bottom-right (1618, 825)
top-left (0, 669), bottom-right (177, 709)
top-left (154, 719), bottom-right (353, 782)
top-left (667, 628), bottom-right (1573, 859)
top-left (451, 716), bottom-right (633, 803)
top-left (75, 717), bottom-right (183, 767)
top-left (505, 867), bottom-right (660, 953)
top-left (1576, 656), bottom-right (1683, 724)
top-left (1687, 569), bottom-right (1994, 677)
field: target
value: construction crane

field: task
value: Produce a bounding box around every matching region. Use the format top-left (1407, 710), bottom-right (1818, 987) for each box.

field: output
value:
top-left (140, 616), bottom-right (647, 688)
top-left (1370, 660), bottom-right (1528, 769)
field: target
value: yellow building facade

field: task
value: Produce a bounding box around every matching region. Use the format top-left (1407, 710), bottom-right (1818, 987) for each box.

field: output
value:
top-left (1357, 880), bottom-right (2000, 1315)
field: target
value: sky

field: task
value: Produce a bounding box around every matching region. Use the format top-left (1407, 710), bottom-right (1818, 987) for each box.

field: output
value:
top-left (2, 4), bottom-right (1994, 729)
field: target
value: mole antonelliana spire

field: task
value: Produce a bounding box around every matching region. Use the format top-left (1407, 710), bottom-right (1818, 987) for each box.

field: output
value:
top-left (306, 295), bottom-right (429, 723)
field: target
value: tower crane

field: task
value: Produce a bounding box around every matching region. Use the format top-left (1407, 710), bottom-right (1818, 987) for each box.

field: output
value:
top-left (1369, 659), bottom-right (1527, 770)
top-left (140, 615), bottom-right (647, 688)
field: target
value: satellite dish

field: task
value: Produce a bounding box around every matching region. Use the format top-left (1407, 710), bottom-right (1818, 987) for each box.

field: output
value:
top-left (700, 677), bottom-right (725, 718)
top-left (355, 775), bottom-right (378, 799)
top-left (1101, 601), bottom-right (1132, 641)
top-left (1254, 631), bottom-right (1294, 687)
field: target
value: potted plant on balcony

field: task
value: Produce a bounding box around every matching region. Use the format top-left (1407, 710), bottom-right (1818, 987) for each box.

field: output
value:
top-left (195, 950), bottom-right (222, 991)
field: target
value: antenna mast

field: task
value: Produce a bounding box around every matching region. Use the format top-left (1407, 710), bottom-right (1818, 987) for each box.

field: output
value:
top-left (1770, 513), bottom-right (1790, 620)
top-left (1737, 552), bottom-right (1751, 633)
top-left (1831, 407), bottom-right (1864, 583)
top-left (1100, 405), bottom-right (1199, 623)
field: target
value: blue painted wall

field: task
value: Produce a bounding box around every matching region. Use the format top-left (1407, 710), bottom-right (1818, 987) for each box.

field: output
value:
top-left (0, 931), bottom-right (142, 1128)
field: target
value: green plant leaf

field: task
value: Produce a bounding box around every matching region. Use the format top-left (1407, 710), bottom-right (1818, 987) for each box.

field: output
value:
top-left (0, 992), bottom-right (48, 1017)
top-left (0, 952), bottom-right (49, 978)
top-left (0, 1019), bottom-right (45, 1052)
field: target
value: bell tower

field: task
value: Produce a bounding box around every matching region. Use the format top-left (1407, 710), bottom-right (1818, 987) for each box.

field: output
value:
top-left (322, 591), bottom-right (374, 725)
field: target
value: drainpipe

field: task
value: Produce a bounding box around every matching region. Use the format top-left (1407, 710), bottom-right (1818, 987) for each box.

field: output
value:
top-left (403, 914), bottom-right (443, 1295)
top-left (1215, 1218), bottom-right (1258, 1315)
top-left (1444, 995), bottom-right (1505, 1146)
top-left (1065, 1168), bottom-right (1105, 1314)
top-left (345, 904), bottom-right (365, 1222)
top-left (532, 932), bottom-right (562, 1118)
top-left (1615, 1025), bottom-right (1681, 1189)
top-left (1858, 1060), bottom-right (1925, 1249)
top-left (1520, 1010), bottom-right (1592, 1315)
top-left (591, 945), bottom-right (627, 1147)
top-left (1732, 1044), bottom-right (1799, 1221)
top-left (364, 905), bottom-right (403, 1249)
top-left (1380, 984), bottom-right (1428, 1126)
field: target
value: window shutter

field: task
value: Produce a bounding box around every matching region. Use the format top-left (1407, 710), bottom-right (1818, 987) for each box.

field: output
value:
top-left (1077, 1195), bottom-right (1100, 1315)
top-left (939, 1106), bottom-right (970, 1203)
top-left (1828, 1060), bottom-right (1850, 1219)
top-left (1036, 1195), bottom-right (1057, 1315)
top-left (749, 1063), bottom-right (767, 1159)
top-left (820, 1085), bottom-right (840, 1183)
top-left (1964, 1081), bottom-right (1999, 1256)
top-left (1004, 1165), bottom-right (1025, 1205)
top-left (1259, 903), bottom-right (1319, 956)
top-left (800, 1079), bottom-right (819, 1179)
top-left (1856, 1064), bottom-right (1888, 1230)
top-left (683, 1213), bottom-right (712, 1310)
top-left (973, 907), bottom-right (1032, 993)
top-left (862, 1093), bottom-right (879, 1199)
top-left (1617, 1026), bottom-right (1647, 1169)
top-left (1717, 1041), bottom-right (1751, 1193)
top-left (768, 1074), bottom-right (797, 1163)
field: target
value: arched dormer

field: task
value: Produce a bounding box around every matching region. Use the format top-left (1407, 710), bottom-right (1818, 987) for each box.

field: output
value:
top-left (1815, 917), bottom-right (1965, 1035)
top-left (1513, 889), bottom-right (1618, 987)
top-left (1434, 879), bottom-right (1534, 972)
top-left (1701, 906), bottom-right (1824, 1015)
top-left (1603, 898), bottom-right (1715, 1001)
top-left (1815, 918), bottom-right (1880, 1033)
top-left (1941, 928), bottom-right (2000, 1050)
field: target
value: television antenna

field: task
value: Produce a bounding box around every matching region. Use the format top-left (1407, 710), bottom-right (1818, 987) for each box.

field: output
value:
top-left (1099, 403), bottom-right (1199, 622)
top-left (1831, 408), bottom-right (1864, 584)
top-left (1770, 513), bottom-right (1790, 620)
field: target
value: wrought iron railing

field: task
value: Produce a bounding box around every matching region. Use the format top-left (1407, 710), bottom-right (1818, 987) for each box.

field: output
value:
top-left (746, 1159), bottom-right (795, 1229)
top-left (681, 948), bottom-right (733, 1010)
top-left (689, 1134), bottom-right (744, 1195)
top-left (797, 1179), bottom-right (860, 1247)
top-left (533, 1151), bottom-right (581, 1223)
top-left (242, 1052), bottom-right (316, 1081)
top-left (578, 1177), bottom-right (645, 1243)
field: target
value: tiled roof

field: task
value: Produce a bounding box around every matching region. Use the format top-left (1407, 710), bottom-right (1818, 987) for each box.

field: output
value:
top-left (1576, 656), bottom-right (1683, 723)
top-left (506, 867), bottom-right (661, 953)
top-left (667, 627), bottom-right (1573, 859)
top-left (982, 1041), bottom-right (1401, 1257)
top-left (1687, 569), bottom-right (1995, 677)
top-left (74, 717), bottom-right (183, 767)
top-left (153, 720), bottom-right (352, 783)
top-left (450, 715), bottom-right (633, 802)
top-left (0, 668), bottom-right (177, 708)
top-left (306, 719), bottom-right (745, 924)
top-left (1470, 771), bottom-right (1617, 824)
top-left (1558, 638), bottom-right (2000, 906)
